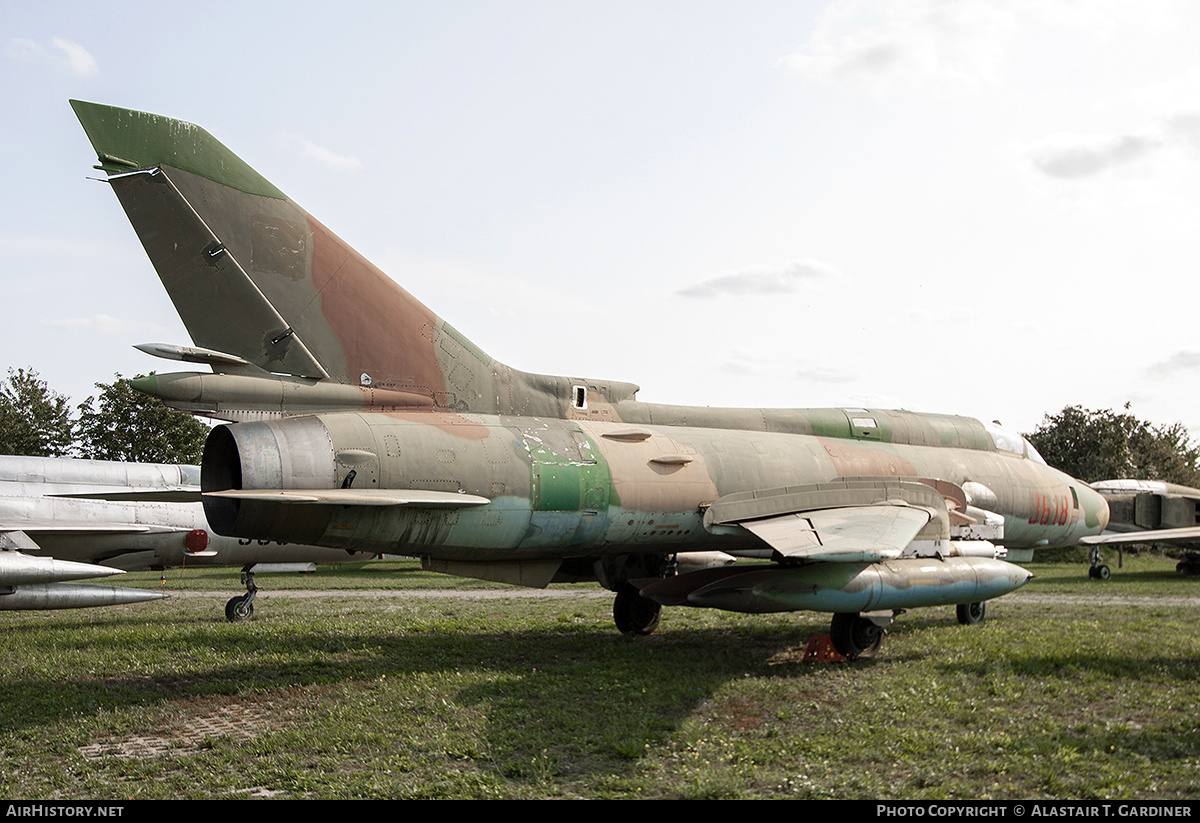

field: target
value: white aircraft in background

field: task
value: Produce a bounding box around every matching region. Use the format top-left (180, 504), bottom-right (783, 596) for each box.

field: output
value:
top-left (0, 454), bottom-right (375, 619)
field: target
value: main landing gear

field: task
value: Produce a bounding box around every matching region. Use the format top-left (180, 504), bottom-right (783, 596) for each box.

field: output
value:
top-left (956, 601), bottom-right (986, 625)
top-left (605, 553), bottom-right (675, 637)
top-left (613, 583), bottom-right (662, 636)
top-left (224, 565), bottom-right (258, 622)
top-left (829, 612), bottom-right (889, 660)
top-left (828, 601), bottom-right (989, 660)
top-left (1087, 546), bottom-right (1111, 580)
top-left (1177, 552), bottom-right (1200, 576)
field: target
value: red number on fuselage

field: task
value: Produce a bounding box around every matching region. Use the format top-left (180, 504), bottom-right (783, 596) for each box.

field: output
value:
top-left (1028, 494), bottom-right (1069, 526)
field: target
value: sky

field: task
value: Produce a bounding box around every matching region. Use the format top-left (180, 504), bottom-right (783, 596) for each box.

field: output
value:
top-left (4, 0), bottom-right (1200, 440)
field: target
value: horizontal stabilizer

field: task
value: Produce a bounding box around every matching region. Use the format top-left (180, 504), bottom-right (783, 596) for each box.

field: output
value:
top-left (203, 488), bottom-right (490, 507)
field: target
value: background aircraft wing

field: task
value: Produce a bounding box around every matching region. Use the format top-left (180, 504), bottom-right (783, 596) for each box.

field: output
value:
top-left (2, 521), bottom-right (155, 541)
top-left (1081, 527), bottom-right (1200, 546)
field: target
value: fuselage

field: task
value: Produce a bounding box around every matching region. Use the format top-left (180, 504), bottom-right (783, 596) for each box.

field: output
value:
top-left (201, 408), bottom-right (1110, 562)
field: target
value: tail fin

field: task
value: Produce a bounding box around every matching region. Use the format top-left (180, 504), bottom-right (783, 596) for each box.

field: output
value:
top-left (71, 100), bottom-right (494, 408)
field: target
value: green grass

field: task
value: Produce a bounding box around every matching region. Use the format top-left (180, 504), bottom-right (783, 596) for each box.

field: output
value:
top-left (2, 554), bottom-right (1199, 799)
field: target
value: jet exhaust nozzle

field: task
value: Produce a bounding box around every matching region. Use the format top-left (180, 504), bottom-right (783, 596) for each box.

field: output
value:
top-left (201, 417), bottom-right (337, 543)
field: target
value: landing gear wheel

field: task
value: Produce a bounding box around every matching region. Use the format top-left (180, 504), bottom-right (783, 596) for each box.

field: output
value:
top-left (613, 584), bottom-right (662, 636)
top-left (956, 601), bottom-right (986, 625)
top-left (1177, 554), bottom-right (1200, 575)
top-left (225, 595), bottom-right (253, 622)
top-left (223, 564), bottom-right (259, 621)
top-left (830, 612), bottom-right (884, 660)
top-left (1087, 546), bottom-right (1111, 581)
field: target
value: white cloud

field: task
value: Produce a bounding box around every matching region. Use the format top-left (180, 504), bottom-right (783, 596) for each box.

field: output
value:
top-left (1022, 107), bottom-right (1200, 181)
top-left (289, 136), bottom-right (362, 171)
top-left (1028, 132), bottom-right (1162, 179)
top-left (780, 0), bottom-right (1020, 93)
top-left (678, 258), bottom-right (840, 299)
top-left (1147, 351), bottom-right (1200, 378)
top-left (8, 37), bottom-right (97, 77)
top-left (780, 0), bottom-right (1180, 94)
top-left (51, 38), bottom-right (97, 77)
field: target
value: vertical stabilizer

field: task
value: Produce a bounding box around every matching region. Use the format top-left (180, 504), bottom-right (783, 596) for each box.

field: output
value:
top-left (71, 100), bottom-right (502, 411)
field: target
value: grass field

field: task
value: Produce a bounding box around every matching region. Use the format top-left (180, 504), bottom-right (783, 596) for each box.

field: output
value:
top-left (2, 553), bottom-right (1199, 799)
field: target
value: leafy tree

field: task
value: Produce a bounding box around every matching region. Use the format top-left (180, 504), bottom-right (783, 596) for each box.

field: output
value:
top-left (76, 374), bottom-right (210, 464)
top-left (1026, 404), bottom-right (1200, 487)
top-left (0, 368), bottom-right (75, 456)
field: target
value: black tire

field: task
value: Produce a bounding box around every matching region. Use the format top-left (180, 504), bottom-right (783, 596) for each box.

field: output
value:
top-left (1097, 565), bottom-right (1111, 580)
top-left (225, 595), bottom-right (253, 622)
top-left (830, 612), bottom-right (883, 660)
top-left (1177, 558), bottom-right (1200, 576)
top-left (956, 601), bottom-right (986, 625)
top-left (613, 585), bottom-right (662, 636)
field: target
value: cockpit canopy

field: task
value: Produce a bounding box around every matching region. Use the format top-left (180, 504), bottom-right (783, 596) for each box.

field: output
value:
top-left (985, 423), bottom-right (1046, 464)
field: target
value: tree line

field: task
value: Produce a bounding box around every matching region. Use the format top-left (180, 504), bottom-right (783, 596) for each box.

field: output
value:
top-left (0, 367), bottom-right (210, 465)
top-left (1024, 404), bottom-right (1200, 488)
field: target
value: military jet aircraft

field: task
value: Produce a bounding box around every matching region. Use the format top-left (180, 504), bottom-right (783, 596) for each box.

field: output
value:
top-left (1084, 479), bottom-right (1200, 577)
top-left (71, 100), bottom-right (1111, 658)
top-left (0, 454), bottom-right (375, 618)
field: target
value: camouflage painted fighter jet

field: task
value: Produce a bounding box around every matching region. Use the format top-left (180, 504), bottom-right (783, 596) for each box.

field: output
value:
top-left (0, 454), bottom-right (375, 617)
top-left (71, 100), bottom-right (1111, 658)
